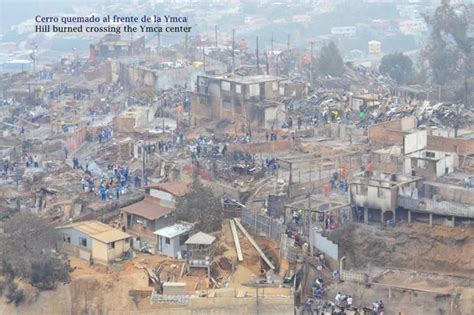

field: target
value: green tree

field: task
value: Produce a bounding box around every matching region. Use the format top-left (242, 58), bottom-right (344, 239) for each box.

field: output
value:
top-left (316, 41), bottom-right (345, 77)
top-left (379, 52), bottom-right (413, 84)
top-left (175, 176), bottom-right (223, 233)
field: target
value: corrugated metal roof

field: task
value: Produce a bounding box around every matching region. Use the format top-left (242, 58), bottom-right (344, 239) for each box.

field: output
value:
top-left (121, 197), bottom-right (174, 220)
top-left (57, 221), bottom-right (130, 243)
top-left (92, 229), bottom-right (130, 243)
top-left (154, 223), bottom-right (193, 238)
top-left (184, 231), bottom-right (216, 245)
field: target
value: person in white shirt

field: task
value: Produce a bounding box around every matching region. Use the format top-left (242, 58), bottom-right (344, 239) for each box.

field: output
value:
top-left (347, 295), bottom-right (353, 306)
top-left (335, 292), bottom-right (341, 303)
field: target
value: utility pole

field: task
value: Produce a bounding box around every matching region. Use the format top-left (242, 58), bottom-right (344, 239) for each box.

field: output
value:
top-left (256, 36), bottom-right (260, 74)
top-left (185, 21), bottom-right (188, 50)
top-left (287, 34), bottom-right (290, 50)
top-left (232, 29), bottom-right (235, 72)
top-left (265, 50), bottom-right (269, 75)
top-left (308, 192), bottom-right (313, 256)
top-left (310, 41), bottom-right (314, 87)
top-left (255, 286), bottom-right (259, 315)
top-left (456, 75), bottom-right (469, 137)
top-left (200, 34), bottom-right (204, 63)
top-left (157, 28), bottom-right (161, 57)
top-left (215, 25), bottom-right (218, 48)
top-left (271, 32), bottom-right (274, 53)
top-left (203, 52), bottom-right (206, 72)
top-left (142, 142), bottom-right (146, 181)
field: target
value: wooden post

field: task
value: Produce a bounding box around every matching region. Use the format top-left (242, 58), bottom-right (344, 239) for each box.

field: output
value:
top-left (269, 218), bottom-right (272, 238)
top-left (234, 219), bottom-right (275, 270)
top-left (254, 212), bottom-right (258, 233)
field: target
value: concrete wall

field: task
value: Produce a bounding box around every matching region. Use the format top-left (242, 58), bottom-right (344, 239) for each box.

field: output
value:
top-left (57, 227), bottom-right (92, 250)
top-left (350, 183), bottom-right (397, 212)
top-left (398, 195), bottom-right (474, 218)
top-left (425, 183), bottom-right (474, 205)
top-left (114, 62), bottom-right (197, 90)
top-left (186, 296), bottom-right (294, 315)
top-left (312, 229), bottom-right (339, 261)
top-left (404, 130), bottom-right (427, 154)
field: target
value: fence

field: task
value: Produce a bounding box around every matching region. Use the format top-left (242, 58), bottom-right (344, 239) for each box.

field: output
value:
top-left (240, 209), bottom-right (300, 263)
top-left (340, 270), bottom-right (368, 283)
top-left (240, 208), bottom-right (286, 242)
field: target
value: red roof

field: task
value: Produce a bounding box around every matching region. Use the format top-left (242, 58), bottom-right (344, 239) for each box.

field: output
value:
top-left (121, 196), bottom-right (174, 220)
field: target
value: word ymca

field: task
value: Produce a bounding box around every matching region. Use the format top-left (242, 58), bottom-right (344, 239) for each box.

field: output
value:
top-left (155, 15), bottom-right (187, 23)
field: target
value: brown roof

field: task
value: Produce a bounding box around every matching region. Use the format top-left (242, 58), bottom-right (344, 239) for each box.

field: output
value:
top-left (146, 181), bottom-right (190, 197)
top-left (121, 197), bottom-right (174, 220)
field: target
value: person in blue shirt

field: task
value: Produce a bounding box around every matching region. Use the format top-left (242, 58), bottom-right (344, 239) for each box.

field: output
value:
top-left (114, 186), bottom-right (121, 200)
top-left (99, 186), bottom-right (107, 201)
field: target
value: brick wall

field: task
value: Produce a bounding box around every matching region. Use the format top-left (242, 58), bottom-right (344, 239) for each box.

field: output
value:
top-left (368, 117), bottom-right (416, 145)
top-left (368, 125), bottom-right (406, 145)
top-left (427, 135), bottom-right (474, 155)
top-left (66, 127), bottom-right (87, 152)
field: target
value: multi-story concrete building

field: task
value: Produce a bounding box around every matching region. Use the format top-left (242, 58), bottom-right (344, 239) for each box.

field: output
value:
top-left (190, 74), bottom-right (289, 129)
top-left (349, 171), bottom-right (422, 224)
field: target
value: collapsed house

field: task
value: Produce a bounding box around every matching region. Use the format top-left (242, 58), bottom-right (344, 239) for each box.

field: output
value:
top-left (89, 34), bottom-right (146, 60)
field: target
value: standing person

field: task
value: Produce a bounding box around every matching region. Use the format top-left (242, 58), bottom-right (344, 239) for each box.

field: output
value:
top-left (99, 186), bottom-right (107, 201)
top-left (114, 185), bottom-right (121, 200)
top-left (347, 295), bottom-right (353, 307)
top-left (367, 161), bottom-right (373, 177)
top-left (33, 155), bottom-right (39, 168)
top-left (64, 146), bottom-right (68, 159)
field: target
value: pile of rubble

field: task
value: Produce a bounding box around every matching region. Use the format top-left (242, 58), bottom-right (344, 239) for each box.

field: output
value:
top-left (365, 100), bottom-right (474, 129)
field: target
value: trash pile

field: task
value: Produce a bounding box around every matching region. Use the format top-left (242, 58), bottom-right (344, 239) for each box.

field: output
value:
top-left (362, 100), bottom-right (474, 129)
